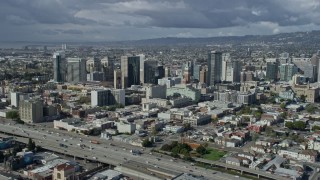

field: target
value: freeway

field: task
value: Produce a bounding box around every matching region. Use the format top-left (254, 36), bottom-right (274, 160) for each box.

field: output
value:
top-left (0, 122), bottom-right (246, 180)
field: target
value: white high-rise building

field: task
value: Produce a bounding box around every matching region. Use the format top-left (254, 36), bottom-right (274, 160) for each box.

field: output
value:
top-left (67, 58), bottom-right (87, 83)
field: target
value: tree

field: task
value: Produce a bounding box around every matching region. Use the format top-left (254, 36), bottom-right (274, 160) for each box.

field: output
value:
top-left (196, 145), bottom-right (208, 155)
top-left (306, 104), bottom-right (316, 114)
top-left (280, 103), bottom-right (286, 109)
top-left (285, 122), bottom-right (294, 129)
top-left (142, 139), bottom-right (153, 147)
top-left (312, 126), bottom-right (320, 131)
top-left (294, 121), bottom-right (306, 130)
top-left (6, 111), bottom-right (19, 120)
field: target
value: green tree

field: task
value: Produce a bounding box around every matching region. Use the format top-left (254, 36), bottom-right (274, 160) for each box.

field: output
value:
top-left (142, 139), bottom-right (153, 147)
top-left (255, 112), bottom-right (262, 119)
top-left (306, 104), bottom-right (316, 114)
top-left (285, 122), bottom-right (294, 129)
top-left (6, 111), bottom-right (19, 120)
top-left (196, 145), bottom-right (208, 155)
top-left (294, 121), bottom-right (306, 130)
top-left (280, 103), bottom-right (286, 109)
top-left (312, 126), bottom-right (320, 131)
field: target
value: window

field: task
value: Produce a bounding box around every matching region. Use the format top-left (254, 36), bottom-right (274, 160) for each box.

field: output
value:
top-left (57, 173), bottom-right (61, 179)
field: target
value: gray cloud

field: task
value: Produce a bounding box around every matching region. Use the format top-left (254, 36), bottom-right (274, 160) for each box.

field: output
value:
top-left (0, 0), bottom-right (319, 41)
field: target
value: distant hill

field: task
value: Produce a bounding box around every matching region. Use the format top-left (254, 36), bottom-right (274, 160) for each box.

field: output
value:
top-left (103, 30), bottom-right (320, 46)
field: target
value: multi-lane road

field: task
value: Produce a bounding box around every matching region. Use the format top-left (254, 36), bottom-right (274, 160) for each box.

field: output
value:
top-left (0, 122), bottom-right (247, 180)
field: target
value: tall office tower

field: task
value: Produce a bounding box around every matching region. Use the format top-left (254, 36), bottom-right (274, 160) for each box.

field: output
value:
top-left (221, 60), bottom-right (233, 82)
top-left (138, 54), bottom-right (146, 84)
top-left (233, 61), bottom-right (241, 82)
top-left (144, 60), bottom-right (158, 84)
top-left (279, 63), bottom-right (298, 81)
top-left (53, 51), bottom-right (66, 83)
top-left (86, 57), bottom-right (101, 73)
top-left (266, 62), bottom-right (279, 81)
top-left (101, 56), bottom-right (114, 82)
top-left (157, 65), bottom-right (165, 80)
top-left (199, 67), bottom-right (207, 84)
top-left (114, 69), bottom-right (122, 89)
top-left (183, 67), bottom-right (191, 84)
top-left (67, 58), bottom-right (86, 83)
top-left (206, 51), bottom-right (222, 86)
top-left (19, 100), bottom-right (43, 123)
top-left (165, 67), bottom-right (171, 77)
top-left (182, 61), bottom-right (194, 77)
top-left (193, 65), bottom-right (201, 81)
top-left (303, 64), bottom-right (317, 82)
top-left (121, 55), bottom-right (141, 88)
top-left (91, 89), bottom-right (111, 107)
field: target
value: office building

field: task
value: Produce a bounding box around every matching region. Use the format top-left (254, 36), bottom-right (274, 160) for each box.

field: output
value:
top-left (207, 51), bottom-right (222, 86)
top-left (200, 68), bottom-right (207, 84)
top-left (266, 62), bottom-right (279, 81)
top-left (19, 100), bottom-right (43, 123)
top-left (304, 64), bottom-right (317, 82)
top-left (240, 71), bottom-right (255, 82)
top-left (67, 58), bottom-right (86, 83)
top-left (193, 64), bottom-right (201, 81)
top-left (86, 57), bottom-right (101, 73)
top-left (279, 63), bottom-right (298, 81)
top-left (221, 56), bottom-right (241, 82)
top-left (11, 92), bottom-right (20, 107)
top-left (91, 89), bottom-right (125, 107)
top-left (146, 85), bottom-right (166, 99)
top-left (91, 90), bottom-right (111, 107)
top-left (11, 92), bottom-right (30, 107)
top-left (167, 85), bottom-right (201, 102)
top-left (114, 69), bottom-right (122, 89)
top-left (53, 51), bottom-right (66, 83)
top-left (89, 71), bottom-right (104, 82)
top-left (110, 89), bottom-right (125, 106)
top-left (165, 67), bottom-right (171, 77)
top-left (121, 55), bottom-right (142, 88)
top-left (144, 60), bottom-right (158, 84)
top-left (101, 56), bottom-right (114, 82)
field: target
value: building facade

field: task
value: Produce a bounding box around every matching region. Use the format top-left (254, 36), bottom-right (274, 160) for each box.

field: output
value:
top-left (67, 58), bottom-right (86, 83)
top-left (19, 100), bottom-right (43, 123)
top-left (207, 51), bottom-right (222, 86)
top-left (53, 51), bottom-right (66, 83)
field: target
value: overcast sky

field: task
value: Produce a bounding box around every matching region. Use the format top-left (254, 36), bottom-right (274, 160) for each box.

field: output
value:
top-left (1, 0), bottom-right (320, 42)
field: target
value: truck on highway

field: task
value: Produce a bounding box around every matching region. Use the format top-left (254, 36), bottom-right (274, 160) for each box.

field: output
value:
top-left (90, 140), bottom-right (100, 144)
